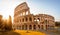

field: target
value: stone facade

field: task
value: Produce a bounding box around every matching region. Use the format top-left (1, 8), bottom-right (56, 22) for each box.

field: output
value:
top-left (13, 2), bottom-right (55, 30)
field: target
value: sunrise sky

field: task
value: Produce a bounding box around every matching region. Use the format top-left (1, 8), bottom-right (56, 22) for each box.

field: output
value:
top-left (0, 0), bottom-right (60, 21)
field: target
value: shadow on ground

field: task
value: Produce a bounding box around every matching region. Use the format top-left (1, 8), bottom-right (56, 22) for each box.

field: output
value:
top-left (0, 31), bottom-right (20, 35)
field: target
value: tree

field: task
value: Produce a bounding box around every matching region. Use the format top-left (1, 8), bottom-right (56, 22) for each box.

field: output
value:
top-left (0, 15), bottom-right (4, 31)
top-left (55, 22), bottom-right (60, 26)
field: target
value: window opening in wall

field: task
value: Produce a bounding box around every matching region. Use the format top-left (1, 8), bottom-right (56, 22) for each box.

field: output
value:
top-left (26, 11), bottom-right (28, 15)
top-left (22, 18), bottom-right (24, 22)
top-left (45, 20), bottom-right (47, 24)
top-left (38, 25), bottom-right (40, 29)
top-left (25, 25), bottom-right (27, 30)
top-left (29, 25), bottom-right (32, 30)
top-left (33, 25), bottom-right (36, 30)
top-left (29, 17), bottom-right (32, 21)
top-left (34, 18), bottom-right (36, 21)
top-left (38, 18), bottom-right (40, 21)
top-left (22, 25), bottom-right (24, 30)
top-left (20, 19), bottom-right (21, 22)
top-left (23, 12), bottom-right (25, 16)
top-left (41, 25), bottom-right (43, 29)
top-left (25, 17), bottom-right (28, 21)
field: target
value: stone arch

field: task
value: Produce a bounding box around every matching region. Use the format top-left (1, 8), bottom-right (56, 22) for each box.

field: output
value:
top-left (19, 26), bottom-right (21, 30)
top-left (38, 25), bottom-right (40, 29)
top-left (22, 18), bottom-right (24, 22)
top-left (45, 20), bottom-right (47, 24)
top-left (37, 18), bottom-right (40, 21)
top-left (34, 18), bottom-right (36, 21)
top-left (26, 11), bottom-right (28, 15)
top-left (23, 12), bottom-right (25, 15)
top-left (41, 25), bottom-right (43, 29)
top-left (22, 25), bottom-right (24, 30)
top-left (29, 17), bottom-right (32, 21)
top-left (25, 25), bottom-right (27, 30)
top-left (25, 17), bottom-right (28, 21)
top-left (33, 25), bottom-right (36, 30)
top-left (29, 25), bottom-right (32, 30)
top-left (20, 19), bottom-right (21, 22)
top-left (46, 25), bottom-right (49, 30)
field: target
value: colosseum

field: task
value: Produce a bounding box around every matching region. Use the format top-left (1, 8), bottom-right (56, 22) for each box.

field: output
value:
top-left (13, 2), bottom-right (55, 30)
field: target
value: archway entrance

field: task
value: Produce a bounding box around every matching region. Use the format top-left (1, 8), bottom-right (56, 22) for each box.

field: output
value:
top-left (25, 25), bottom-right (27, 30)
top-left (38, 25), bottom-right (40, 30)
top-left (22, 25), bottom-right (24, 30)
top-left (33, 25), bottom-right (36, 30)
top-left (41, 25), bottom-right (44, 29)
top-left (29, 25), bottom-right (32, 30)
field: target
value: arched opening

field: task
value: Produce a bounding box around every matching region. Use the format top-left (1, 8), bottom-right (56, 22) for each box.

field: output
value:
top-left (46, 25), bottom-right (49, 30)
top-left (34, 18), bottom-right (37, 24)
top-left (22, 18), bottom-right (24, 22)
top-left (25, 17), bottom-right (28, 21)
top-left (45, 20), bottom-right (47, 24)
top-left (38, 18), bottom-right (40, 21)
top-left (23, 12), bottom-right (25, 15)
top-left (25, 25), bottom-right (27, 30)
top-left (46, 25), bottom-right (47, 29)
top-left (26, 11), bottom-right (28, 15)
top-left (19, 26), bottom-right (21, 30)
top-left (41, 25), bottom-right (43, 29)
top-left (29, 25), bottom-right (32, 30)
top-left (34, 18), bottom-right (36, 21)
top-left (20, 19), bottom-right (21, 22)
top-left (38, 25), bottom-right (40, 29)
top-left (22, 25), bottom-right (24, 30)
top-left (33, 25), bottom-right (36, 30)
top-left (29, 17), bottom-right (32, 21)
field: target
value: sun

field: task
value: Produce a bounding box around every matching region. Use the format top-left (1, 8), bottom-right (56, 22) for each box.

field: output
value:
top-left (2, 14), bottom-right (9, 19)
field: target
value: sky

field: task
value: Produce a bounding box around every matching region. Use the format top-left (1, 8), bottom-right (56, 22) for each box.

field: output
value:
top-left (0, 0), bottom-right (60, 21)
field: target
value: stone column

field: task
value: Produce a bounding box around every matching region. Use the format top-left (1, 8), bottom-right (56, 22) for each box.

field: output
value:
top-left (28, 9), bottom-right (30, 15)
top-left (28, 17), bottom-right (29, 22)
top-left (44, 25), bottom-right (46, 30)
top-left (40, 25), bottom-right (42, 29)
top-left (22, 13), bottom-right (23, 16)
top-left (27, 25), bottom-right (29, 30)
top-left (24, 18), bottom-right (25, 22)
top-left (32, 16), bottom-right (34, 22)
top-left (36, 25), bottom-right (39, 30)
top-left (21, 18), bottom-right (22, 23)
top-left (25, 12), bottom-right (26, 15)
top-left (21, 25), bottom-right (22, 30)
top-left (20, 26), bottom-right (21, 30)
top-left (32, 25), bottom-right (33, 30)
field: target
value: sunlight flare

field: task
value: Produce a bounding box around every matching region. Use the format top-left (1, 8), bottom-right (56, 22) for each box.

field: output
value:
top-left (2, 14), bottom-right (9, 19)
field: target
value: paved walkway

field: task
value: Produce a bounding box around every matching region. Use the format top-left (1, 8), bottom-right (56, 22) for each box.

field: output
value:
top-left (39, 30), bottom-right (60, 35)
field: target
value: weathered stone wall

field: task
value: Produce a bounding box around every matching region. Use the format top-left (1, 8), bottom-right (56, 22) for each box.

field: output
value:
top-left (13, 2), bottom-right (55, 30)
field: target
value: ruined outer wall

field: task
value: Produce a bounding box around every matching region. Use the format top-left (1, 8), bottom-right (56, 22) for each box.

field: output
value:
top-left (13, 2), bottom-right (55, 30)
top-left (14, 2), bottom-right (30, 17)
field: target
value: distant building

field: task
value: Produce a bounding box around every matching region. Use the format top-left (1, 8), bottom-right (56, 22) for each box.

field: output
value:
top-left (13, 2), bottom-right (55, 30)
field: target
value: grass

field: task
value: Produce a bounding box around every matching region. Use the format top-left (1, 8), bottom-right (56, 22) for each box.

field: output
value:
top-left (0, 30), bottom-right (46, 35)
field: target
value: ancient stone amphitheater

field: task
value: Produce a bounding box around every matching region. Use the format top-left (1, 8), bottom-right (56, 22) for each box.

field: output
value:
top-left (13, 2), bottom-right (55, 30)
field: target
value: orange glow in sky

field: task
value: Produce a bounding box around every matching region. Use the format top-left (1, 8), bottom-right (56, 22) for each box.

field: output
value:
top-left (0, 0), bottom-right (60, 22)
